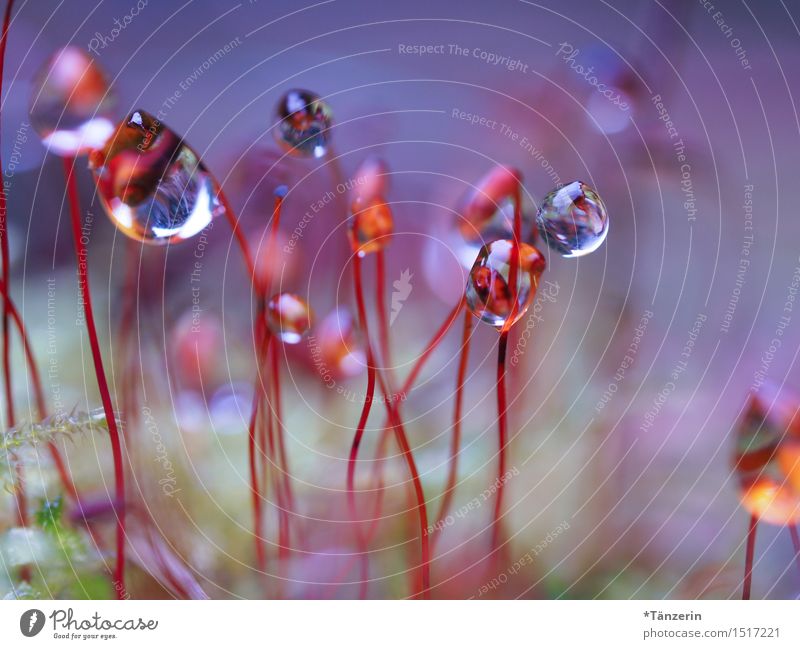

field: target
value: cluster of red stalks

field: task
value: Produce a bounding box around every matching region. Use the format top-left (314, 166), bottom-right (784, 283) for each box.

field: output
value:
top-left (3, 0), bottom-right (789, 603)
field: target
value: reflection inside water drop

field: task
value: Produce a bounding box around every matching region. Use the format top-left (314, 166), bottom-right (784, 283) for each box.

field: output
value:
top-left (90, 109), bottom-right (225, 245)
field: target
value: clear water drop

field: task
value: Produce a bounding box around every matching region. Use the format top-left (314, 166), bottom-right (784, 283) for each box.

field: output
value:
top-left (275, 89), bottom-right (332, 158)
top-left (29, 46), bottom-right (115, 157)
top-left (267, 293), bottom-right (312, 344)
top-left (536, 181), bottom-right (609, 258)
top-left (465, 240), bottom-right (546, 329)
top-left (89, 109), bottom-right (225, 245)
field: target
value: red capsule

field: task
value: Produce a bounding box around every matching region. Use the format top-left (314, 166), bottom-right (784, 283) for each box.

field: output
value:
top-left (734, 387), bottom-right (800, 526)
top-left (348, 196), bottom-right (394, 257)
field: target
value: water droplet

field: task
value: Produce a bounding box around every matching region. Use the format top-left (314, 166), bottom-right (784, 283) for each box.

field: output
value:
top-left (465, 240), bottom-right (546, 328)
top-left (734, 391), bottom-right (800, 525)
top-left (267, 293), bottom-right (312, 344)
top-left (536, 181), bottom-right (608, 258)
top-left (89, 109), bottom-right (225, 245)
top-left (349, 196), bottom-right (393, 257)
top-left (29, 47), bottom-right (116, 157)
top-left (275, 89), bottom-right (332, 158)
top-left (314, 307), bottom-right (365, 379)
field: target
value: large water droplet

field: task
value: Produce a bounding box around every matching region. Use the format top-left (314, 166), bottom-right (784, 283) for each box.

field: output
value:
top-left (267, 293), bottom-right (312, 344)
top-left (349, 196), bottom-right (393, 257)
top-left (275, 89), bottom-right (332, 158)
top-left (734, 389), bottom-right (800, 526)
top-left (536, 181), bottom-right (608, 258)
top-left (465, 240), bottom-right (546, 329)
top-left (29, 46), bottom-right (115, 157)
top-left (89, 109), bottom-right (225, 245)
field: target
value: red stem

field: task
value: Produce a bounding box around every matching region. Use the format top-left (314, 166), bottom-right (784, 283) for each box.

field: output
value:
top-left (491, 332), bottom-right (509, 552)
top-left (0, 0), bottom-right (14, 430)
top-left (353, 254), bottom-right (430, 597)
top-left (333, 298), bottom-right (465, 595)
top-left (230, 188), bottom-right (284, 574)
top-left (366, 297), bottom-right (465, 546)
top-left (248, 315), bottom-right (268, 573)
top-left (433, 308), bottom-right (472, 540)
top-left (375, 249), bottom-right (393, 388)
top-left (217, 191), bottom-right (257, 285)
top-left (381, 392), bottom-right (430, 597)
top-left (349, 254), bottom-right (377, 598)
top-left (0, 0), bottom-right (24, 545)
top-left (63, 156), bottom-right (126, 598)
top-left (742, 514), bottom-right (758, 600)
top-left (491, 179), bottom-right (523, 555)
top-left (346, 292), bottom-right (375, 600)
top-left (399, 296), bottom-right (465, 400)
top-left (270, 340), bottom-right (292, 561)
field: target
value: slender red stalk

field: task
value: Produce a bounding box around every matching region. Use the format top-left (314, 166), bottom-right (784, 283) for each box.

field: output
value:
top-left (346, 326), bottom-right (375, 600)
top-left (491, 180), bottom-right (523, 554)
top-left (248, 314), bottom-right (268, 572)
top-left (364, 297), bottom-right (465, 546)
top-left (433, 308), bottom-right (472, 541)
top-left (742, 514), bottom-right (758, 600)
top-left (348, 254), bottom-right (377, 598)
top-left (333, 298), bottom-right (465, 594)
top-left (380, 390), bottom-right (430, 597)
top-left (217, 191), bottom-right (257, 285)
top-left (375, 249), bottom-right (393, 388)
top-left (399, 296), bottom-right (465, 400)
top-left (232, 187), bottom-right (285, 572)
top-left (353, 254), bottom-right (431, 597)
top-left (491, 332), bottom-right (509, 552)
top-left (62, 156), bottom-right (126, 598)
top-left (0, 0), bottom-right (24, 547)
top-left (270, 340), bottom-right (293, 560)
top-left (0, 0), bottom-right (15, 430)
top-left (789, 525), bottom-right (800, 581)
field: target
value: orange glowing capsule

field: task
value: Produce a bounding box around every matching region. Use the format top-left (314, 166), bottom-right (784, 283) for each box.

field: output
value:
top-left (733, 391), bottom-right (800, 526)
top-left (348, 196), bottom-right (394, 257)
